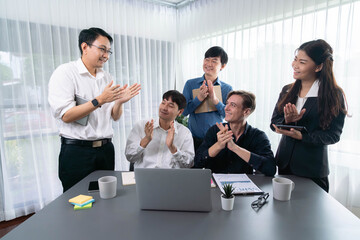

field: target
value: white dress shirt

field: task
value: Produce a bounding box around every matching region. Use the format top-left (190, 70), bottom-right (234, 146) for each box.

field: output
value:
top-left (125, 118), bottom-right (195, 168)
top-left (48, 58), bottom-right (115, 140)
top-left (296, 79), bottom-right (319, 113)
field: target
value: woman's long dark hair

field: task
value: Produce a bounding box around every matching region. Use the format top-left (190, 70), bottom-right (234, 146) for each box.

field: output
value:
top-left (278, 39), bottom-right (347, 129)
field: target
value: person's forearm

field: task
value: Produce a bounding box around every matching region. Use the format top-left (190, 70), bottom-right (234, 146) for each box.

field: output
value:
top-left (210, 96), bottom-right (219, 105)
top-left (249, 153), bottom-right (276, 176)
top-left (61, 101), bottom-right (98, 123)
top-left (208, 142), bottom-right (223, 157)
top-left (111, 102), bottom-right (123, 121)
top-left (215, 102), bottom-right (226, 118)
top-left (168, 144), bottom-right (177, 154)
top-left (231, 145), bottom-right (251, 162)
top-left (140, 136), bottom-right (151, 148)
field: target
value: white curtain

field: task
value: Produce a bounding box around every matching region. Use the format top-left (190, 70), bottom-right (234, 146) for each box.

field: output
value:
top-left (1, 0), bottom-right (360, 222)
top-left (177, 0), bottom-right (360, 217)
top-left (0, 0), bottom-right (176, 221)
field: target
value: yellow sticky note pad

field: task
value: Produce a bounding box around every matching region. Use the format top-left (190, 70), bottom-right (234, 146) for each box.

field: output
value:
top-left (69, 194), bottom-right (93, 205)
top-left (74, 202), bottom-right (93, 210)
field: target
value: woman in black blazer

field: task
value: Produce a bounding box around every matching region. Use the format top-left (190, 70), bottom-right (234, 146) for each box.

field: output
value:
top-left (270, 39), bottom-right (347, 192)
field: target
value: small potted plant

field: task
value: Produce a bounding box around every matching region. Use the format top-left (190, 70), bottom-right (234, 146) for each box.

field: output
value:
top-left (221, 183), bottom-right (235, 211)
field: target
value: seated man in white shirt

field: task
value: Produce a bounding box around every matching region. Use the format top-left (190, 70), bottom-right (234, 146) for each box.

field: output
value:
top-left (125, 90), bottom-right (194, 168)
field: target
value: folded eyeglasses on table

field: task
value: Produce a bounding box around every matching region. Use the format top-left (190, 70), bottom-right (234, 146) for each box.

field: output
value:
top-left (251, 193), bottom-right (269, 211)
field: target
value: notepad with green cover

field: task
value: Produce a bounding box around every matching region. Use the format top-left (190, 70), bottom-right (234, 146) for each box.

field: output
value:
top-left (74, 202), bottom-right (93, 210)
top-left (69, 194), bottom-right (93, 205)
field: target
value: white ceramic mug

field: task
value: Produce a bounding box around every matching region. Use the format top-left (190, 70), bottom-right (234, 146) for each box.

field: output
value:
top-left (272, 177), bottom-right (295, 201)
top-left (98, 176), bottom-right (117, 199)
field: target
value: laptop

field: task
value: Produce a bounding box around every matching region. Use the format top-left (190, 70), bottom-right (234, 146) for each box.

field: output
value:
top-left (135, 168), bottom-right (212, 212)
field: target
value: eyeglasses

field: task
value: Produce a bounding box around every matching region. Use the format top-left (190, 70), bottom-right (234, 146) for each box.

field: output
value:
top-left (87, 43), bottom-right (113, 55)
top-left (251, 193), bottom-right (269, 211)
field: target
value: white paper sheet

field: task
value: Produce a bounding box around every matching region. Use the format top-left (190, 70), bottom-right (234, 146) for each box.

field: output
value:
top-left (121, 172), bottom-right (136, 186)
top-left (213, 173), bottom-right (263, 195)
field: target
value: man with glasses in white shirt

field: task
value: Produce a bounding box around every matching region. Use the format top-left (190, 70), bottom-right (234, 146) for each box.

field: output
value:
top-left (125, 90), bottom-right (194, 169)
top-left (48, 27), bottom-right (141, 192)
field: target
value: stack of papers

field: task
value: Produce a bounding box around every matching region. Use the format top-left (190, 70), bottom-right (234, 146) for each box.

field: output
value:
top-left (69, 194), bottom-right (95, 210)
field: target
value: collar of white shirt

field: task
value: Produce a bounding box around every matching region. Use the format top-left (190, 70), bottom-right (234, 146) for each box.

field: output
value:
top-left (305, 79), bottom-right (320, 98)
top-left (153, 117), bottom-right (179, 135)
top-left (76, 58), bottom-right (105, 79)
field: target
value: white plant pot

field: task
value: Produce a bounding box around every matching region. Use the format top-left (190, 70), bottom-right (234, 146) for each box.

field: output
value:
top-left (221, 195), bottom-right (235, 211)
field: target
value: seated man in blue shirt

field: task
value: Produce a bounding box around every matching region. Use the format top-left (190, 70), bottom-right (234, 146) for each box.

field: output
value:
top-left (182, 46), bottom-right (233, 150)
top-left (194, 90), bottom-right (276, 176)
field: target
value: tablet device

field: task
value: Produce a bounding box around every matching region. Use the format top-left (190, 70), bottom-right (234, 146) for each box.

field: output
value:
top-left (75, 95), bottom-right (90, 126)
top-left (275, 124), bottom-right (307, 132)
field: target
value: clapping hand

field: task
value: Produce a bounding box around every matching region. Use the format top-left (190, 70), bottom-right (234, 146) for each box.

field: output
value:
top-left (144, 119), bottom-right (154, 141)
top-left (140, 119), bottom-right (154, 148)
top-left (166, 121), bottom-right (177, 154)
top-left (99, 81), bottom-right (141, 105)
top-left (116, 83), bottom-right (141, 104)
top-left (215, 122), bottom-right (233, 149)
top-left (198, 80), bottom-right (209, 101)
top-left (283, 103), bottom-right (306, 123)
top-left (207, 80), bottom-right (220, 105)
top-left (99, 80), bottom-right (122, 104)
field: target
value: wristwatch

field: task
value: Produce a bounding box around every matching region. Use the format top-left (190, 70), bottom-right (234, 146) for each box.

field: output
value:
top-left (91, 98), bottom-right (101, 108)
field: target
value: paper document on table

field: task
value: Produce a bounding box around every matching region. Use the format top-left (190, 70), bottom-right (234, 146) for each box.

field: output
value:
top-left (122, 171), bottom-right (136, 185)
top-left (213, 173), bottom-right (263, 195)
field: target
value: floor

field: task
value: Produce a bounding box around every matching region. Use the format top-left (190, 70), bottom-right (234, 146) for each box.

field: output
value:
top-left (0, 214), bottom-right (34, 238)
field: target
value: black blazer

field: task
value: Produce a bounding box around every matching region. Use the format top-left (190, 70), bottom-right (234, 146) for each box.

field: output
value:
top-left (270, 85), bottom-right (345, 178)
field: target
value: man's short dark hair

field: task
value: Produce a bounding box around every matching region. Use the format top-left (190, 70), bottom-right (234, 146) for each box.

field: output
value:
top-left (226, 90), bottom-right (256, 114)
top-left (78, 27), bottom-right (113, 55)
top-left (204, 46), bottom-right (228, 65)
top-left (163, 90), bottom-right (186, 110)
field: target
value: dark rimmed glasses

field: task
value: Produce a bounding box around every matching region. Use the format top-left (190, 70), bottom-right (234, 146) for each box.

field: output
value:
top-left (251, 193), bottom-right (269, 211)
top-left (87, 43), bottom-right (113, 55)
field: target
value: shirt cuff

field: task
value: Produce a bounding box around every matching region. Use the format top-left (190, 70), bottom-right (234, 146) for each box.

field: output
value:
top-left (59, 103), bottom-right (76, 119)
top-left (138, 144), bottom-right (146, 151)
top-left (248, 153), bottom-right (262, 170)
top-left (301, 132), bottom-right (310, 143)
top-left (193, 96), bottom-right (202, 107)
top-left (172, 149), bottom-right (180, 157)
top-left (215, 101), bottom-right (225, 111)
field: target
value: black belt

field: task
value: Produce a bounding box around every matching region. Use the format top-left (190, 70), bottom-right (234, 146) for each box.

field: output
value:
top-left (61, 137), bottom-right (111, 148)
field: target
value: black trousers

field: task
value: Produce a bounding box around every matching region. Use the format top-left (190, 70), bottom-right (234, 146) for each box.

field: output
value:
top-left (59, 141), bottom-right (115, 192)
top-left (278, 164), bottom-right (329, 192)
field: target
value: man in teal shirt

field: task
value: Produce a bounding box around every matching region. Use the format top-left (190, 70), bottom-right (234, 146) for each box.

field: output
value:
top-left (182, 46), bottom-right (233, 151)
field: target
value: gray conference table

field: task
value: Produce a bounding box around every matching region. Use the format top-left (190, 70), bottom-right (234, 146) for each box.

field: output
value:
top-left (3, 170), bottom-right (360, 240)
